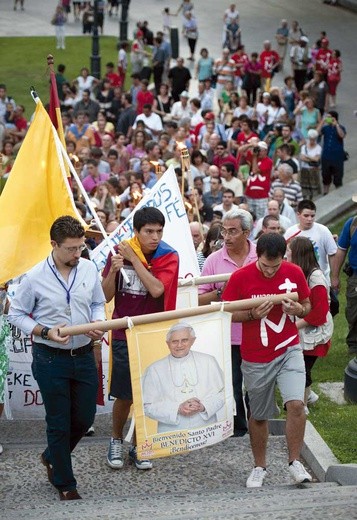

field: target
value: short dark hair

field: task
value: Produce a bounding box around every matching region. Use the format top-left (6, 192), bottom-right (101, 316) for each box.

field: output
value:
top-left (328, 110), bottom-right (339, 121)
top-left (223, 188), bottom-right (235, 197)
top-left (133, 207), bottom-right (165, 232)
top-left (297, 199), bottom-right (316, 213)
top-left (221, 162), bottom-right (236, 176)
top-left (262, 215), bottom-right (279, 227)
top-left (50, 216), bottom-right (85, 244)
top-left (256, 233), bottom-right (286, 259)
top-left (87, 158), bottom-right (98, 167)
top-left (108, 149), bottom-right (119, 158)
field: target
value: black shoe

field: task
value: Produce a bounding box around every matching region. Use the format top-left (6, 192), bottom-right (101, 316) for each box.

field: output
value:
top-left (59, 489), bottom-right (82, 501)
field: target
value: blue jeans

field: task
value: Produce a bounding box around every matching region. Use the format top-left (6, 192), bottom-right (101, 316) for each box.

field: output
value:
top-left (32, 343), bottom-right (98, 491)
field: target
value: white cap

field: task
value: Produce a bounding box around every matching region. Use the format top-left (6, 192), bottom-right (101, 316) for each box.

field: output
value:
top-left (300, 36), bottom-right (309, 43)
top-left (180, 90), bottom-right (190, 98)
top-left (307, 129), bottom-right (318, 139)
top-left (258, 141), bottom-right (268, 150)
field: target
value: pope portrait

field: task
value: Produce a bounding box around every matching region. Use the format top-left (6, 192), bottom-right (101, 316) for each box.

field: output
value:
top-left (142, 322), bottom-right (226, 433)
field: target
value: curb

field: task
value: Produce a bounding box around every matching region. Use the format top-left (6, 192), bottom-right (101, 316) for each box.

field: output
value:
top-left (269, 419), bottom-right (357, 484)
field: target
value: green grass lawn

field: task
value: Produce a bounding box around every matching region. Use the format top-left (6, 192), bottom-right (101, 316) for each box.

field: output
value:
top-left (298, 214), bottom-right (357, 464)
top-left (0, 36), bottom-right (121, 115)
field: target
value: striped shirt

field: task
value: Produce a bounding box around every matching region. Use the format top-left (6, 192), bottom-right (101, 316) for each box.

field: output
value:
top-left (269, 179), bottom-right (303, 208)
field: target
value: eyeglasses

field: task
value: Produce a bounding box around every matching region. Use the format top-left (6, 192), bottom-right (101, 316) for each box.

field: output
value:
top-left (61, 244), bottom-right (87, 253)
top-left (220, 227), bottom-right (243, 237)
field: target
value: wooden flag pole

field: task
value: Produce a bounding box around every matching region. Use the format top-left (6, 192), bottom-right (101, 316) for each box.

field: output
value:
top-left (58, 292), bottom-right (299, 337)
top-left (178, 273), bottom-right (231, 286)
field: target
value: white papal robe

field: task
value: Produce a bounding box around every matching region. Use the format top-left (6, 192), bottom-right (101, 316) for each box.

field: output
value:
top-left (142, 351), bottom-right (225, 433)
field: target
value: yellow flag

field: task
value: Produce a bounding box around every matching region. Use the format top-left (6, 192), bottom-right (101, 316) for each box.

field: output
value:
top-left (0, 100), bottom-right (80, 284)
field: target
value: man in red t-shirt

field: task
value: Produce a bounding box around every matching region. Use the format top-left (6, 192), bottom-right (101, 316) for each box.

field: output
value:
top-left (223, 233), bottom-right (312, 488)
top-left (245, 141), bottom-right (273, 220)
top-left (315, 38), bottom-right (332, 78)
top-left (260, 40), bottom-right (280, 91)
top-left (231, 45), bottom-right (249, 90)
top-left (136, 79), bottom-right (154, 114)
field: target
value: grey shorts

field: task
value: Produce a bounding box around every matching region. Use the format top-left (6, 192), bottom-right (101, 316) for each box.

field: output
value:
top-left (109, 340), bottom-right (133, 401)
top-left (241, 346), bottom-right (305, 420)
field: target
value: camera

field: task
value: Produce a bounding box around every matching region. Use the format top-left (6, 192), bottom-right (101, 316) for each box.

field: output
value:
top-left (253, 146), bottom-right (260, 154)
top-left (325, 116), bottom-right (333, 124)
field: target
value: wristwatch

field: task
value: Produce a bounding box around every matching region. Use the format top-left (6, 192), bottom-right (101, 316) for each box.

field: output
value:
top-left (40, 326), bottom-right (51, 340)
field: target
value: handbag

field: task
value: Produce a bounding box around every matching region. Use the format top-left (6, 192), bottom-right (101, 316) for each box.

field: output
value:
top-left (299, 269), bottom-right (334, 350)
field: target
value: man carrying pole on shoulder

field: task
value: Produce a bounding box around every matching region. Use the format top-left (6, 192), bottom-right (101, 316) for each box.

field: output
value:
top-left (222, 233), bottom-right (312, 488)
top-left (102, 206), bottom-right (179, 471)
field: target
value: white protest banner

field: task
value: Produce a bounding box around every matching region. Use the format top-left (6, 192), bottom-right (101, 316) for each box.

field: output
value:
top-left (5, 282), bottom-right (113, 419)
top-left (91, 165), bottom-right (200, 280)
top-left (126, 311), bottom-right (234, 459)
top-left (6, 321), bottom-right (113, 419)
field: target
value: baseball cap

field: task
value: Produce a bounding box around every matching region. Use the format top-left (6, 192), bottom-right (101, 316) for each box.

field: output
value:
top-left (300, 36), bottom-right (309, 43)
top-left (258, 141), bottom-right (268, 150)
top-left (262, 92), bottom-right (271, 98)
top-left (180, 90), bottom-right (190, 98)
top-left (204, 112), bottom-right (215, 120)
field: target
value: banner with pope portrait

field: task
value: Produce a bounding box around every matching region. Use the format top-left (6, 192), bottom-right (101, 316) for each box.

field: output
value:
top-left (126, 310), bottom-right (234, 460)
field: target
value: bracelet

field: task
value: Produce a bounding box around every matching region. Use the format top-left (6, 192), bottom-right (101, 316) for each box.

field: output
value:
top-left (216, 288), bottom-right (223, 301)
top-left (248, 309), bottom-right (254, 321)
top-left (93, 340), bottom-right (102, 348)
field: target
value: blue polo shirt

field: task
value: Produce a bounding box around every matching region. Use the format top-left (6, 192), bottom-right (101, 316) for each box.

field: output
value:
top-left (338, 217), bottom-right (357, 269)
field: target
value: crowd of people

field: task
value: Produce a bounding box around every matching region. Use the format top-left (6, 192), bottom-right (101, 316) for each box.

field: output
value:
top-left (0, 0), bottom-right (352, 501)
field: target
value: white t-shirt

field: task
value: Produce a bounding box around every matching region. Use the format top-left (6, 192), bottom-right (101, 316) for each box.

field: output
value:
top-left (170, 101), bottom-right (192, 121)
top-left (76, 75), bottom-right (97, 97)
top-left (221, 177), bottom-right (243, 197)
top-left (118, 48), bottom-right (128, 70)
top-left (213, 202), bottom-right (239, 216)
top-left (133, 113), bottom-right (163, 135)
top-left (300, 143), bottom-right (322, 169)
top-left (224, 8), bottom-right (239, 25)
top-left (284, 222), bottom-right (337, 281)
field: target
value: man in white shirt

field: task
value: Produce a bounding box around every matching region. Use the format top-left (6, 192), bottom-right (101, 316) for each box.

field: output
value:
top-left (170, 90), bottom-right (192, 121)
top-left (284, 199), bottom-right (337, 281)
top-left (213, 188), bottom-right (239, 216)
top-left (133, 103), bottom-right (163, 139)
top-left (142, 322), bottom-right (225, 433)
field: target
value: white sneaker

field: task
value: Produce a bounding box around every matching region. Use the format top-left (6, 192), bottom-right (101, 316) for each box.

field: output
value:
top-left (289, 460), bottom-right (312, 483)
top-left (107, 438), bottom-right (124, 469)
top-left (246, 466), bottom-right (267, 488)
top-left (0, 443), bottom-right (3, 455)
top-left (307, 390), bottom-right (319, 405)
top-left (304, 406), bottom-right (309, 415)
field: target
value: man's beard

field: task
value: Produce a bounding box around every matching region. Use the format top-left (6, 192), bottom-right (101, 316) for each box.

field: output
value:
top-left (65, 259), bottom-right (80, 267)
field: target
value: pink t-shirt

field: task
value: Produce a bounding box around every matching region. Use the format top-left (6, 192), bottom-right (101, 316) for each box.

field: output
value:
top-left (198, 241), bottom-right (257, 345)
